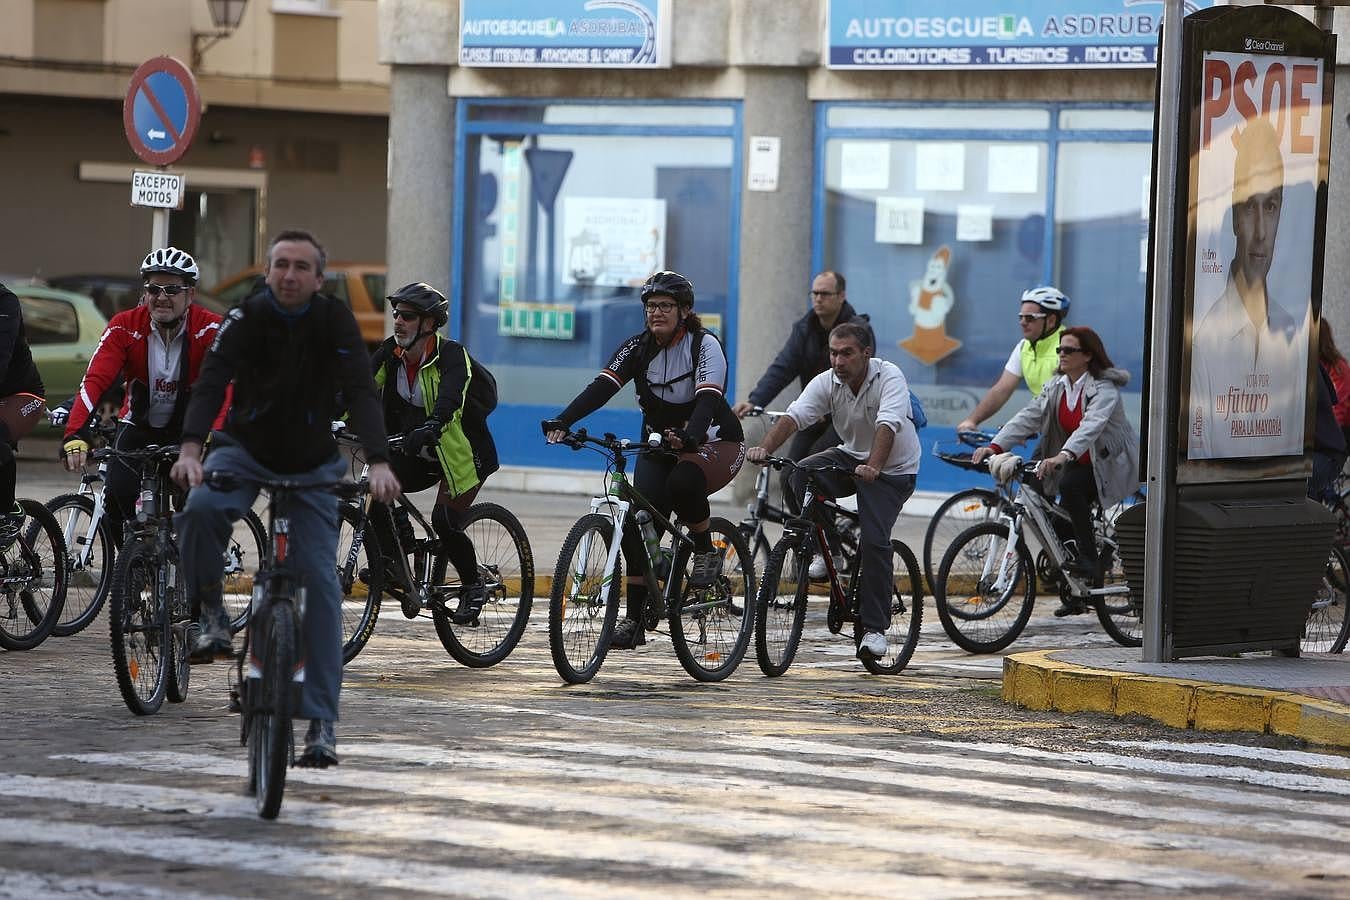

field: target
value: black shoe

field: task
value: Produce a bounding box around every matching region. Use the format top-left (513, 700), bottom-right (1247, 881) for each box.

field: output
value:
top-left (297, 719), bottom-right (338, 768)
top-left (609, 617), bottom-right (646, 650)
top-left (1053, 598), bottom-right (1089, 617)
top-left (688, 549), bottom-right (722, 589)
top-left (450, 582), bottom-right (486, 626)
top-left (188, 613), bottom-right (232, 664)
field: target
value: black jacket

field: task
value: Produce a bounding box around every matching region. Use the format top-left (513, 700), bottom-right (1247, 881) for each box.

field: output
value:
top-left (747, 301), bottom-right (871, 408)
top-left (0, 285), bottom-right (45, 400)
top-left (183, 289), bottom-right (389, 474)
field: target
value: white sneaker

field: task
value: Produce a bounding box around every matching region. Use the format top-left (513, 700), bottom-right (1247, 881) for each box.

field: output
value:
top-left (807, 554), bottom-right (847, 582)
top-left (858, 630), bottom-right (888, 658)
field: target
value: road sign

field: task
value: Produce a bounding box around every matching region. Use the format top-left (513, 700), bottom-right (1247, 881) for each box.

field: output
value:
top-left (123, 56), bottom-right (202, 166)
top-left (130, 170), bottom-right (186, 210)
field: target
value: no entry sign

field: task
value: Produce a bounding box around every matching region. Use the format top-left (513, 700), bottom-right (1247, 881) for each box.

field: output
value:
top-left (123, 56), bottom-right (202, 166)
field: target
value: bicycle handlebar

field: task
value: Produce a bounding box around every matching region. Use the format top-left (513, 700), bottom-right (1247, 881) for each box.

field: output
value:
top-left (91, 443), bottom-right (181, 463)
top-left (540, 422), bottom-right (677, 455)
top-left (205, 471), bottom-right (368, 500)
top-left (755, 455), bottom-right (861, 479)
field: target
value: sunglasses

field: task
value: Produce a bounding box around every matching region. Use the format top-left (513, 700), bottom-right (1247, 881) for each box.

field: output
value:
top-left (1056, 346), bottom-right (1084, 355)
top-left (143, 284), bottom-right (189, 298)
top-left (392, 309), bottom-right (424, 322)
top-left (644, 301), bottom-right (679, 314)
top-left (1017, 313), bottom-right (1048, 322)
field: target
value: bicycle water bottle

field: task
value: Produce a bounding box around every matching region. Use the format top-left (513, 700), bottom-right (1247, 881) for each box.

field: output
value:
top-left (634, 509), bottom-right (661, 566)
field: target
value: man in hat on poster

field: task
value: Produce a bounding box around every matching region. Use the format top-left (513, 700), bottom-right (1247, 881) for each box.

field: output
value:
top-left (1188, 116), bottom-right (1310, 460)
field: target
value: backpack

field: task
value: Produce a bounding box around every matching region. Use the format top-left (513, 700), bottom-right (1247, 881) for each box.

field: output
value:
top-left (465, 351), bottom-right (498, 421)
top-left (909, 391), bottom-right (927, 430)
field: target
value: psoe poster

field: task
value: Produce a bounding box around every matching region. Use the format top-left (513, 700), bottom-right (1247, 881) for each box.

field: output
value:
top-left (1185, 48), bottom-right (1324, 461)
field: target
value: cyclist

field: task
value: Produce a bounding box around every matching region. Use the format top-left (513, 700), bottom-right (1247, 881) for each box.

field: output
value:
top-left (745, 321), bottom-right (919, 659)
top-left (172, 229), bottom-right (399, 769)
top-left (972, 326), bottom-right (1139, 615)
top-left (955, 286), bottom-right (1069, 434)
top-left (366, 282), bottom-right (498, 620)
top-left (61, 247), bottom-right (227, 544)
top-left (0, 282), bottom-right (47, 545)
top-left (543, 271), bottom-right (745, 650)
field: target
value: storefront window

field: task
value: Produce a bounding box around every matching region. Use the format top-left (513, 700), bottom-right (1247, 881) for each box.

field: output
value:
top-left (456, 101), bottom-right (740, 467)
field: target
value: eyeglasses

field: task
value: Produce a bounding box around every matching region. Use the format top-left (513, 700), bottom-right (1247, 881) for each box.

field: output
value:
top-left (1056, 346), bottom-right (1084, 355)
top-left (143, 284), bottom-right (188, 298)
top-left (810, 290), bottom-right (839, 299)
top-left (644, 301), bottom-right (679, 314)
top-left (1017, 313), bottom-right (1048, 323)
top-left (392, 309), bottom-right (423, 322)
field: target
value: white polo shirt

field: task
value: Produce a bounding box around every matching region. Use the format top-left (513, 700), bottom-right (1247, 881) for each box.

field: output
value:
top-left (785, 358), bottom-right (920, 476)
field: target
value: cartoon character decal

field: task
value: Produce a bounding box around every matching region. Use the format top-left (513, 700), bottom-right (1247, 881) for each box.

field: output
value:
top-left (900, 245), bottom-right (962, 365)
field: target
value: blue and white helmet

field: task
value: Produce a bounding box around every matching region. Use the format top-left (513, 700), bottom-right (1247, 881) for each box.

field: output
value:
top-left (1020, 286), bottom-right (1069, 315)
top-left (140, 247), bottom-right (199, 284)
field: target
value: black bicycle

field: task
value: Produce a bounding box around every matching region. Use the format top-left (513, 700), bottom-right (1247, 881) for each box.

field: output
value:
top-left (333, 429), bottom-right (534, 666)
top-left (211, 471), bottom-right (367, 820)
top-left (0, 499), bottom-right (68, 652)
top-left (545, 427), bottom-right (756, 684)
top-left (753, 457), bottom-right (924, 677)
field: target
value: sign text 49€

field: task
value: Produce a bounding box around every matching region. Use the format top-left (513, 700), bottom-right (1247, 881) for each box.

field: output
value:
top-left (131, 170), bottom-right (185, 210)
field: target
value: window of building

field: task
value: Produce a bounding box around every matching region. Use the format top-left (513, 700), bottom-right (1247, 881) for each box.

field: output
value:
top-left (455, 100), bottom-right (741, 468)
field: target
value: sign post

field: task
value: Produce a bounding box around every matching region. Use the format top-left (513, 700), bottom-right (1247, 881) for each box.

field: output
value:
top-left (122, 56), bottom-right (202, 250)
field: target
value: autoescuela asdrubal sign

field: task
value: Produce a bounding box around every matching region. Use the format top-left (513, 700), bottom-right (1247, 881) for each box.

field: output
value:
top-left (827, 0), bottom-right (1219, 69)
top-left (459, 0), bottom-right (671, 68)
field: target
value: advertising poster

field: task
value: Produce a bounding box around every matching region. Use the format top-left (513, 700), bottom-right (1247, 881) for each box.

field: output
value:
top-left (1183, 47), bottom-right (1325, 462)
top-left (460, 0), bottom-right (671, 68)
top-left (562, 197), bottom-right (666, 287)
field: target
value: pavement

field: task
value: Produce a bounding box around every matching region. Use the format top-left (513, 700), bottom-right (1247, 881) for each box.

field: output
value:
top-left (1003, 648), bottom-right (1350, 749)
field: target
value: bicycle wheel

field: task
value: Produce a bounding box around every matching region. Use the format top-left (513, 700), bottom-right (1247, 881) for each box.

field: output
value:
top-left (548, 513), bottom-right (621, 684)
top-left (922, 488), bottom-right (999, 594)
top-left (47, 493), bottom-right (116, 637)
top-left (1303, 544), bottom-right (1350, 654)
top-left (336, 503), bottom-right (381, 663)
top-left (166, 561), bottom-right (191, 703)
top-left (935, 522), bottom-right (1036, 654)
top-left (224, 512), bottom-right (266, 633)
top-left (754, 536), bottom-right (811, 677)
top-left (858, 541), bottom-right (925, 675)
top-left (431, 502), bottom-right (535, 668)
top-left (669, 517), bottom-right (755, 682)
top-left (251, 603), bottom-right (296, 820)
top-left (108, 541), bottom-right (168, 715)
top-left (1096, 539), bottom-right (1143, 648)
top-left (0, 500), bottom-right (68, 651)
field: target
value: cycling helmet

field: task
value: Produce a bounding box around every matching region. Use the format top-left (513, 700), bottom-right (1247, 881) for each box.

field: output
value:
top-left (640, 271), bottom-right (695, 308)
top-left (1020, 286), bottom-right (1070, 315)
top-left (386, 282), bottom-right (449, 327)
top-left (140, 247), bottom-right (199, 284)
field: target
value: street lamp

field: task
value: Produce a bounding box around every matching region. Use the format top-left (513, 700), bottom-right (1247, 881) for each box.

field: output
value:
top-left (192, 0), bottom-right (248, 71)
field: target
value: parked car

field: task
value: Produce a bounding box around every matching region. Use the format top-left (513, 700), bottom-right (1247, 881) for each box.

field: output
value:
top-left (9, 284), bottom-right (108, 417)
top-left (45, 274), bottom-right (143, 320)
top-left (209, 263), bottom-right (387, 347)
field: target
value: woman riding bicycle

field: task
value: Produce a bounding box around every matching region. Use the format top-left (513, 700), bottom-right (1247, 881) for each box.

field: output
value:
top-left (972, 326), bottom-right (1139, 612)
top-left (543, 271), bottom-right (746, 650)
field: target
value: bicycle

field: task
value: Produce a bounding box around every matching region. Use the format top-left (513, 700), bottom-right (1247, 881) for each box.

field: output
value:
top-left (333, 428), bottom-right (533, 666)
top-left (752, 457), bottom-right (924, 677)
top-left (920, 429), bottom-right (1000, 594)
top-left (1305, 519), bottom-right (1350, 655)
top-left (544, 426), bottom-right (756, 684)
top-left (0, 497), bottom-right (68, 652)
top-left (211, 471), bottom-right (367, 820)
top-left (935, 453), bottom-right (1141, 652)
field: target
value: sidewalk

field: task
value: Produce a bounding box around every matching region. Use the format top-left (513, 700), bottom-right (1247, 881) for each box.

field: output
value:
top-left (1003, 647), bottom-right (1350, 749)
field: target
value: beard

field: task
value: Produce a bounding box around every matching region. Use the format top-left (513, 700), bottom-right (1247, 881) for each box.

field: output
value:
top-left (395, 331), bottom-right (419, 350)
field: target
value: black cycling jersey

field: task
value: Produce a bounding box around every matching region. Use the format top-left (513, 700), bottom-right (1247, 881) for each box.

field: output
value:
top-left (558, 325), bottom-right (743, 445)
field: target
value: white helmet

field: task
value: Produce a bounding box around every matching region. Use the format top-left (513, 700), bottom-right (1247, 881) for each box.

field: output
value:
top-left (140, 247), bottom-right (199, 284)
top-left (1020, 285), bottom-right (1070, 314)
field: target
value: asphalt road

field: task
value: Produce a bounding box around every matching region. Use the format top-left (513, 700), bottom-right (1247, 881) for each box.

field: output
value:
top-left (1, 453), bottom-right (1348, 897)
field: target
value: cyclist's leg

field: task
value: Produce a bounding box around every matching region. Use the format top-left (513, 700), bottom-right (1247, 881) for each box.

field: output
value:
top-left (674, 441), bottom-right (746, 585)
top-left (103, 423), bottom-right (162, 550)
top-left (854, 472), bottom-right (916, 634)
top-left (432, 483), bottom-right (481, 583)
top-left (0, 393), bottom-right (44, 527)
top-left (613, 454), bottom-right (673, 643)
top-left (781, 419), bottom-right (834, 515)
top-left (177, 443), bottom-right (259, 656)
top-left (1058, 465), bottom-right (1100, 569)
top-left (788, 447), bottom-right (855, 556)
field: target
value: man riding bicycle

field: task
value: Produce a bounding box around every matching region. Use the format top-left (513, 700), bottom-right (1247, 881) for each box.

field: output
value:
top-left (366, 281), bottom-right (499, 621)
top-left (62, 247), bottom-right (226, 543)
top-left (543, 270), bottom-right (746, 651)
top-left (172, 229), bottom-right (399, 769)
top-left (746, 321), bottom-right (919, 659)
top-left (0, 281), bottom-right (47, 546)
top-left (955, 286), bottom-right (1069, 434)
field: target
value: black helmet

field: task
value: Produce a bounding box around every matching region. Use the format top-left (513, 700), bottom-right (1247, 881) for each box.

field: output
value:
top-left (386, 282), bottom-right (449, 327)
top-left (640, 271), bottom-right (695, 309)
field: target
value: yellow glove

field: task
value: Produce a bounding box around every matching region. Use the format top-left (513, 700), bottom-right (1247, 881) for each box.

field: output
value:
top-left (63, 439), bottom-right (90, 457)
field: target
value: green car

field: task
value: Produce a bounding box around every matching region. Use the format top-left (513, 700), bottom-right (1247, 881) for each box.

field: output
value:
top-left (9, 284), bottom-right (109, 418)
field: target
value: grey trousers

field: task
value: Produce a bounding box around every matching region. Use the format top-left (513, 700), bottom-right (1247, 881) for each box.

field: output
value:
top-left (788, 447), bottom-right (915, 634)
top-left (177, 443), bottom-right (347, 722)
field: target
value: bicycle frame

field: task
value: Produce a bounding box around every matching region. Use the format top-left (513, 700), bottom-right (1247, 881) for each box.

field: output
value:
top-left (61, 465), bottom-right (110, 569)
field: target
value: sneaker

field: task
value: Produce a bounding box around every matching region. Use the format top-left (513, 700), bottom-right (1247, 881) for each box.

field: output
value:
top-left (298, 719), bottom-right (338, 769)
top-left (450, 582), bottom-right (486, 626)
top-left (687, 549), bottom-right (722, 589)
top-left (609, 617), bottom-right (646, 650)
top-left (858, 630), bottom-right (888, 658)
top-left (188, 611), bottom-right (232, 664)
top-left (1053, 599), bottom-right (1088, 618)
top-left (808, 554), bottom-right (848, 582)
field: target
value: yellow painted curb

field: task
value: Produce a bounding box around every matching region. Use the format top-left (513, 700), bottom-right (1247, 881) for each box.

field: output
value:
top-left (1001, 649), bottom-right (1350, 749)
